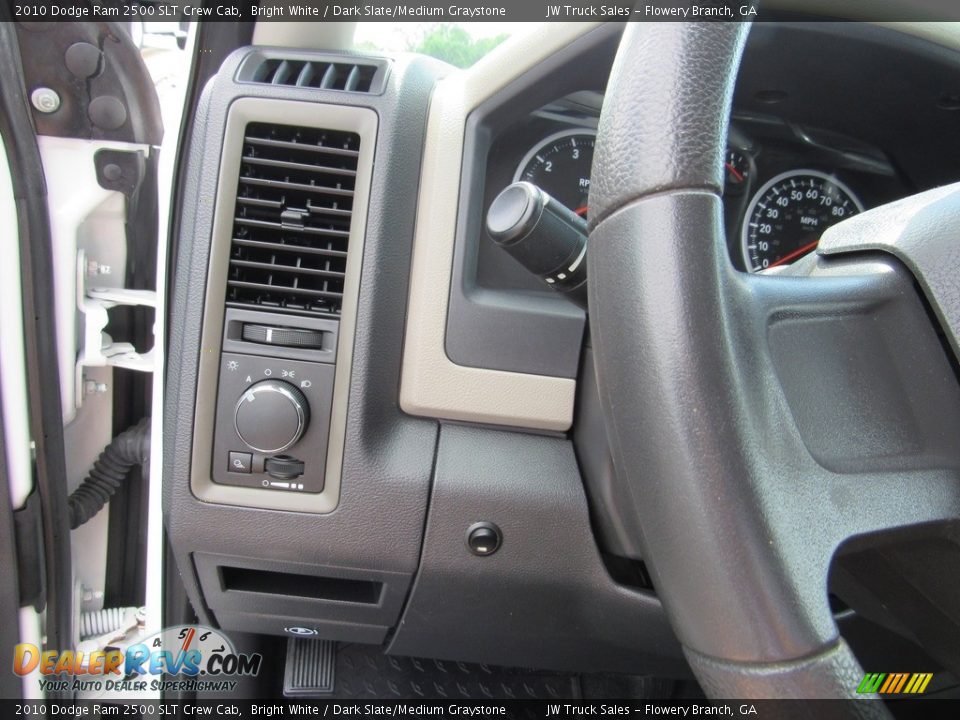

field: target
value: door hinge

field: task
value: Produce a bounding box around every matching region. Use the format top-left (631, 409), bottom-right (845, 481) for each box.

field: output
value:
top-left (75, 248), bottom-right (156, 407)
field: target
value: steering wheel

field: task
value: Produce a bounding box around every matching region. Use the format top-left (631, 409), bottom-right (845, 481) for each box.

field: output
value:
top-left (588, 22), bottom-right (960, 702)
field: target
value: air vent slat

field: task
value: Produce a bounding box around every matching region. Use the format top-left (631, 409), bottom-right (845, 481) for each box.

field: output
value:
top-left (228, 280), bottom-right (344, 301)
top-left (238, 176), bottom-right (355, 199)
top-left (271, 60), bottom-right (294, 85)
top-left (231, 238), bottom-right (349, 259)
top-left (230, 260), bottom-right (346, 280)
top-left (235, 217), bottom-right (350, 239)
top-left (244, 136), bottom-right (360, 159)
top-left (227, 122), bottom-right (360, 317)
top-left (307, 202), bottom-right (353, 218)
top-left (236, 197), bottom-right (283, 210)
top-left (319, 64), bottom-right (337, 89)
top-left (241, 55), bottom-right (385, 94)
top-left (344, 66), bottom-right (361, 92)
top-left (295, 63), bottom-right (315, 87)
top-left (242, 155), bottom-right (357, 178)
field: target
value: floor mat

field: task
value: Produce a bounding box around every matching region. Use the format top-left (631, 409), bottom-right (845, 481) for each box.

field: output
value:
top-left (330, 643), bottom-right (581, 700)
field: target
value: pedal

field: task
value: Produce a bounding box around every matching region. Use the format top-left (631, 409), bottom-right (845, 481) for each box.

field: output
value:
top-left (283, 638), bottom-right (336, 696)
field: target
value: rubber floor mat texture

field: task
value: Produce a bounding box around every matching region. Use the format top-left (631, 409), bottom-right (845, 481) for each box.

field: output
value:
top-left (331, 644), bottom-right (581, 700)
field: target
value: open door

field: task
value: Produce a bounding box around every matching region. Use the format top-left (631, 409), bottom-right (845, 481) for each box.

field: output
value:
top-left (0, 18), bottom-right (166, 700)
top-left (0, 340), bottom-right (27, 701)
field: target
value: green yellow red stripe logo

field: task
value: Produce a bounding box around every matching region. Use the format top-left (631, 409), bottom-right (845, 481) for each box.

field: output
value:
top-left (857, 672), bottom-right (933, 694)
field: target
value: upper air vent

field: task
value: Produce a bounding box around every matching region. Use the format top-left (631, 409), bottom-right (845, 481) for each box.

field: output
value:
top-left (226, 122), bottom-right (361, 317)
top-left (238, 53), bottom-right (389, 94)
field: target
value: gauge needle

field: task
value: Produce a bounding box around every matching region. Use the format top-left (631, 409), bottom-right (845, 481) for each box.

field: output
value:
top-left (768, 239), bottom-right (821, 269)
top-left (725, 162), bottom-right (744, 183)
top-left (575, 206), bottom-right (589, 217)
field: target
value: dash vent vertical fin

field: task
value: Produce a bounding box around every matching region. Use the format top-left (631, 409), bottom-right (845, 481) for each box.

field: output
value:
top-left (238, 53), bottom-right (389, 95)
top-left (226, 123), bottom-right (361, 317)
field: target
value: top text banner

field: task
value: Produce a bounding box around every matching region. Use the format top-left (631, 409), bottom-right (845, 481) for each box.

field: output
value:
top-left (7, 0), bottom-right (960, 22)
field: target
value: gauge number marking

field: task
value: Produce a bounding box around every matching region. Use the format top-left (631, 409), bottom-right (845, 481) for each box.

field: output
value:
top-left (513, 128), bottom-right (596, 218)
top-left (741, 169), bottom-right (863, 272)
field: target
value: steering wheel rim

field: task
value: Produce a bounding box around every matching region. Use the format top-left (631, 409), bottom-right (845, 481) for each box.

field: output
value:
top-left (588, 21), bottom-right (960, 703)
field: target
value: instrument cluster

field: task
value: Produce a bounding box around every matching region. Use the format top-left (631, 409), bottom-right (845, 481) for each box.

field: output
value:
top-left (501, 111), bottom-right (910, 274)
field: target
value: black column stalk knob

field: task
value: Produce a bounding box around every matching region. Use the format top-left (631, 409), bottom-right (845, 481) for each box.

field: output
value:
top-left (486, 181), bottom-right (589, 308)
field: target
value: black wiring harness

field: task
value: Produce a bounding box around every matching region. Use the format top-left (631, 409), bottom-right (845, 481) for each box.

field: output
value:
top-left (67, 417), bottom-right (151, 530)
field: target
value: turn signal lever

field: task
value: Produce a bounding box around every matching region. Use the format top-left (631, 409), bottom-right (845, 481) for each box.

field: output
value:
top-left (486, 181), bottom-right (589, 309)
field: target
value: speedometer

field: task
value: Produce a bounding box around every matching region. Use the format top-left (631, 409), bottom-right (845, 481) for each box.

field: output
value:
top-left (741, 170), bottom-right (864, 273)
top-left (514, 129), bottom-right (595, 218)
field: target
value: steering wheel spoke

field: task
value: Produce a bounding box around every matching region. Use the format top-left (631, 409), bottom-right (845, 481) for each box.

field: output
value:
top-left (825, 470), bottom-right (960, 543)
top-left (589, 21), bottom-right (960, 702)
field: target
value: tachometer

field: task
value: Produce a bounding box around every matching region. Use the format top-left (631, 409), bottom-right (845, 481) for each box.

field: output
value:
top-left (514, 129), bottom-right (595, 218)
top-left (741, 170), bottom-right (863, 272)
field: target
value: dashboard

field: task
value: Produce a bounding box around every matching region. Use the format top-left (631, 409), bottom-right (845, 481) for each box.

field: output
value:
top-left (163, 18), bottom-right (960, 681)
top-left (459, 18), bottom-right (960, 563)
top-left (474, 18), bottom-right (960, 294)
top-left (486, 93), bottom-right (913, 276)
top-left (446, 17), bottom-right (960, 395)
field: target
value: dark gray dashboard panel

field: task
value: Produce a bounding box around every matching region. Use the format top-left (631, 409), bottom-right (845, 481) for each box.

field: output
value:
top-left (444, 25), bottom-right (621, 379)
top-left (164, 48), bottom-right (443, 635)
top-left (389, 424), bottom-right (684, 676)
top-left (734, 22), bottom-right (960, 192)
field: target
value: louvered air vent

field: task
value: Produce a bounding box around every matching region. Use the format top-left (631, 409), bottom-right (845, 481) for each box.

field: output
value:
top-left (253, 59), bottom-right (379, 93)
top-left (226, 122), bottom-right (360, 317)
